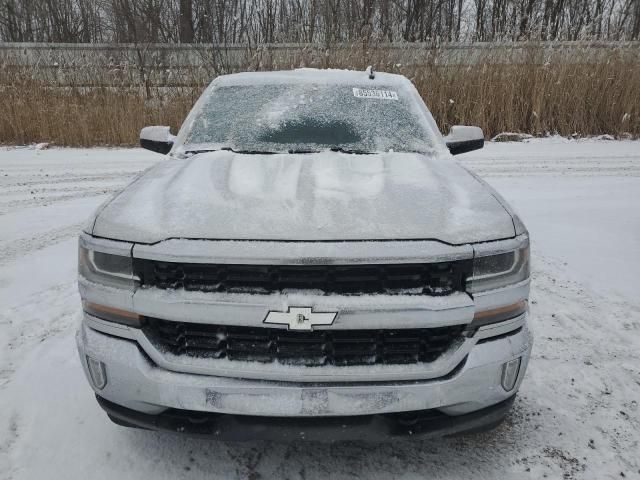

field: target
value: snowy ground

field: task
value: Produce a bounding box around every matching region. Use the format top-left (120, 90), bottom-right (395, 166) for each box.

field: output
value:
top-left (1, 138), bottom-right (639, 480)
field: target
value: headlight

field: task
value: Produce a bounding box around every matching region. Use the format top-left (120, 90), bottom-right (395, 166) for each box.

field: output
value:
top-left (78, 240), bottom-right (143, 326)
top-left (78, 244), bottom-right (136, 289)
top-left (468, 238), bottom-right (530, 293)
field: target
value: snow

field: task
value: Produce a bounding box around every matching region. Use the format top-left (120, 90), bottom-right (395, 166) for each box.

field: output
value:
top-left (171, 69), bottom-right (447, 161)
top-left (183, 81), bottom-right (438, 154)
top-left (215, 68), bottom-right (413, 87)
top-left (90, 150), bottom-right (515, 244)
top-left (1, 138), bottom-right (640, 479)
top-left (491, 132), bottom-right (534, 142)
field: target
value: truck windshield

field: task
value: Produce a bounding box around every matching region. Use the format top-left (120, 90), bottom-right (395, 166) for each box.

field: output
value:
top-left (183, 83), bottom-right (437, 154)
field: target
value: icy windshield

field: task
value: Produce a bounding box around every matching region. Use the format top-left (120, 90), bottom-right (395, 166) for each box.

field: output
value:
top-left (183, 83), bottom-right (436, 154)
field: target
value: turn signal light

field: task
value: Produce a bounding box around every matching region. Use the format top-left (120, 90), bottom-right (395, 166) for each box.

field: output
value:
top-left (472, 300), bottom-right (527, 328)
top-left (83, 301), bottom-right (143, 327)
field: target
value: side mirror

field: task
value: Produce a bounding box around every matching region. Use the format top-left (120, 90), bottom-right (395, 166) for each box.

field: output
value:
top-left (140, 126), bottom-right (175, 155)
top-left (444, 126), bottom-right (484, 155)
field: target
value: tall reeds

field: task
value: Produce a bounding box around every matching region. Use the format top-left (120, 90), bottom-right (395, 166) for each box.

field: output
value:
top-left (0, 43), bottom-right (637, 146)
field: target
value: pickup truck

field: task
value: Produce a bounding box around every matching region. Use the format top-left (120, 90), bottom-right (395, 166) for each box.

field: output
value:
top-left (77, 68), bottom-right (532, 441)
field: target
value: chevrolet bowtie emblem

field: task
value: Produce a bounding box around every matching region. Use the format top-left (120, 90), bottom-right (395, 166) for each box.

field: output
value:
top-left (264, 307), bottom-right (337, 331)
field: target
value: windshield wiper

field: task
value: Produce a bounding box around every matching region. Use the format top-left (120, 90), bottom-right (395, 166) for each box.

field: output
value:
top-left (287, 147), bottom-right (373, 154)
top-left (329, 147), bottom-right (373, 154)
top-left (288, 149), bottom-right (320, 154)
top-left (286, 148), bottom-right (373, 155)
top-left (185, 146), bottom-right (375, 155)
top-left (185, 147), bottom-right (277, 155)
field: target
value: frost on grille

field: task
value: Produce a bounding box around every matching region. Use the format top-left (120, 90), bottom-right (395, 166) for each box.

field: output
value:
top-left (134, 259), bottom-right (472, 296)
top-left (143, 318), bottom-right (466, 367)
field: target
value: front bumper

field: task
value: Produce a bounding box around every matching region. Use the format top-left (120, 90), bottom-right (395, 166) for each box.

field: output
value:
top-left (76, 317), bottom-right (532, 421)
top-left (97, 393), bottom-right (516, 441)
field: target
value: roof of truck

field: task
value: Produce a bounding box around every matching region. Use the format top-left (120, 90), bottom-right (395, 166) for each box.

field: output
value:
top-left (214, 68), bottom-right (413, 87)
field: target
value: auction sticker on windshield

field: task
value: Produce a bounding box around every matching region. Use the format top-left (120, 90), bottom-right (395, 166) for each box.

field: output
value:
top-left (352, 88), bottom-right (398, 100)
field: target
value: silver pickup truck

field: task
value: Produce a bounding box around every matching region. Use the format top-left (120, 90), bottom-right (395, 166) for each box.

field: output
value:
top-left (76, 68), bottom-right (532, 441)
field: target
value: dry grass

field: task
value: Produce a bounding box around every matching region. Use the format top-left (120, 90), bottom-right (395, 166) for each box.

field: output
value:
top-left (0, 44), bottom-right (638, 146)
top-left (0, 78), bottom-right (195, 146)
top-left (419, 60), bottom-right (639, 138)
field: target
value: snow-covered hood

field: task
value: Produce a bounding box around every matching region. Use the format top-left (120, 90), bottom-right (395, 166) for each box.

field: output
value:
top-left (91, 151), bottom-right (515, 244)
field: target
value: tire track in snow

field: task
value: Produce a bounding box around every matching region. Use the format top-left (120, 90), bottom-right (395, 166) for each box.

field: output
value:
top-left (0, 171), bottom-right (140, 191)
top-left (0, 223), bottom-right (85, 264)
top-left (0, 171), bottom-right (135, 215)
top-left (0, 183), bottom-right (122, 199)
top-left (0, 191), bottom-right (117, 215)
top-left (461, 157), bottom-right (640, 177)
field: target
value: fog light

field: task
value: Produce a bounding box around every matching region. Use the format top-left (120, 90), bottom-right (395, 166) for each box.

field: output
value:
top-left (86, 356), bottom-right (107, 390)
top-left (501, 357), bottom-right (521, 392)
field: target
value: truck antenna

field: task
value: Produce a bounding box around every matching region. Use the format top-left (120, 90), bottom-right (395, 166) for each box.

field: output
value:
top-left (366, 65), bottom-right (375, 80)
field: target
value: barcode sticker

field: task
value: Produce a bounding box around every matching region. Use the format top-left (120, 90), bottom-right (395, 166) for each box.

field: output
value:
top-left (352, 88), bottom-right (398, 100)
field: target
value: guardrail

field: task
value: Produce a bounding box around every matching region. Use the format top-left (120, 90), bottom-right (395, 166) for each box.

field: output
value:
top-left (1, 41), bottom-right (638, 87)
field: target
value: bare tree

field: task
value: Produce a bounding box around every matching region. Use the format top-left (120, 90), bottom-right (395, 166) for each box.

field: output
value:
top-left (179, 0), bottom-right (194, 42)
top-left (1, 0), bottom-right (639, 43)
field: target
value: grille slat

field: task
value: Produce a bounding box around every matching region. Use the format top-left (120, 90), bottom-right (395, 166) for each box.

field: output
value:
top-left (134, 259), bottom-right (471, 296)
top-left (144, 319), bottom-right (464, 367)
